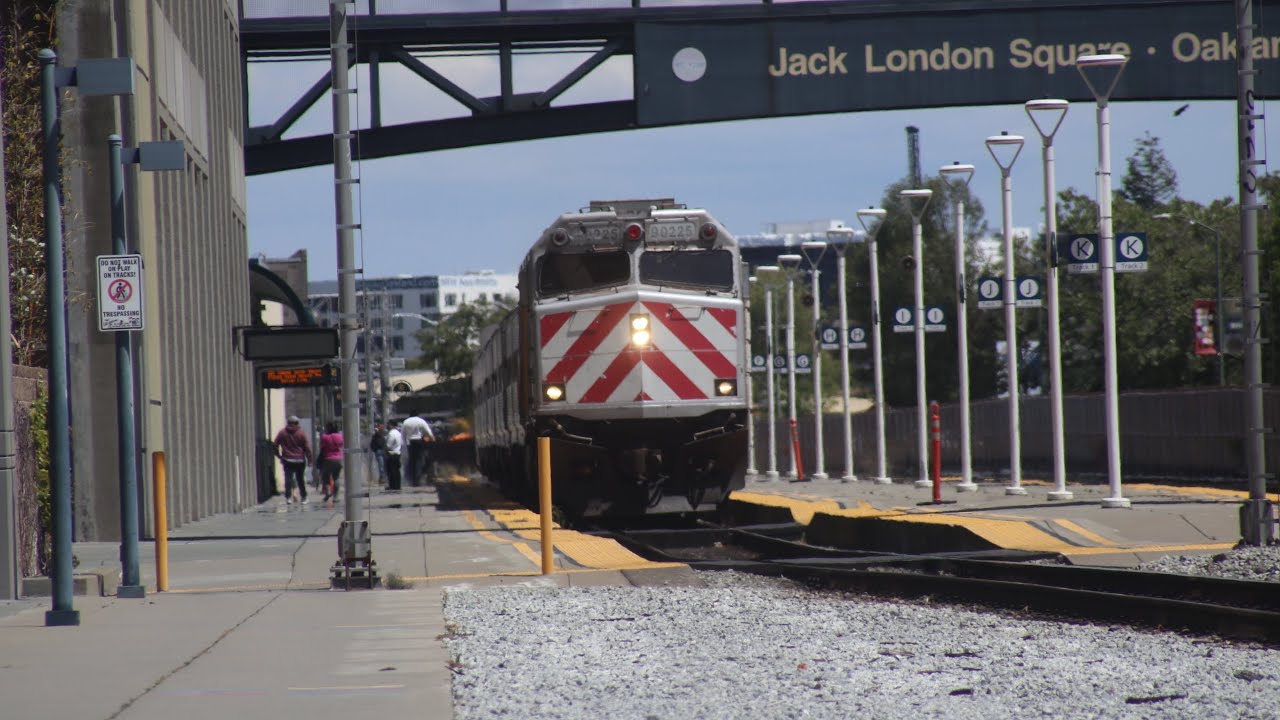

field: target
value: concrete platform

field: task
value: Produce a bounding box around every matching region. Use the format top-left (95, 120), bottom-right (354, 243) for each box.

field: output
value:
top-left (728, 472), bottom-right (1259, 567)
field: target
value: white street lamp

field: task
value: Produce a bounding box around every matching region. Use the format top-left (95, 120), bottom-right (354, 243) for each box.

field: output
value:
top-left (938, 162), bottom-right (978, 493)
top-left (898, 189), bottom-right (933, 488)
top-left (985, 132), bottom-right (1028, 496)
top-left (826, 226), bottom-right (861, 482)
top-left (755, 265), bottom-right (782, 478)
top-left (856, 208), bottom-right (892, 484)
top-left (1026, 98), bottom-right (1073, 501)
top-left (778, 253), bottom-right (805, 480)
top-left (800, 240), bottom-right (830, 479)
top-left (745, 271), bottom-right (759, 476)
top-left (1077, 53), bottom-right (1131, 509)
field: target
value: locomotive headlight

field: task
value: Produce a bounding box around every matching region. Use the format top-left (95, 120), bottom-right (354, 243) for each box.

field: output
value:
top-left (543, 383), bottom-right (565, 401)
top-left (631, 314), bottom-right (652, 347)
top-left (715, 378), bottom-right (738, 396)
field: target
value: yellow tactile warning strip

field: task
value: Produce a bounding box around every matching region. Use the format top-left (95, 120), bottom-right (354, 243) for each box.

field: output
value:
top-left (729, 488), bottom-right (1241, 561)
top-left (444, 476), bottom-right (684, 573)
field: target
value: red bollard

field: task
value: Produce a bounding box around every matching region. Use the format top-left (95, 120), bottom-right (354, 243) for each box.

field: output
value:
top-left (789, 418), bottom-right (806, 481)
top-left (930, 401), bottom-right (942, 503)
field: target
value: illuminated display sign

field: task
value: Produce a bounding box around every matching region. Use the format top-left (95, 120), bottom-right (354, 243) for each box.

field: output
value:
top-left (261, 365), bottom-right (336, 388)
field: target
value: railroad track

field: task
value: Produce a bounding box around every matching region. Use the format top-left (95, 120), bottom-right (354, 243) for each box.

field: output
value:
top-left (591, 521), bottom-right (1280, 644)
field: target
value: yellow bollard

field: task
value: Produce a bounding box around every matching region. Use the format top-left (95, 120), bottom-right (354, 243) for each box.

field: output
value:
top-left (152, 451), bottom-right (169, 592)
top-left (538, 437), bottom-right (553, 574)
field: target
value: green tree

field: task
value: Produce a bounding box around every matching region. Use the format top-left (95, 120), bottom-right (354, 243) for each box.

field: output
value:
top-left (1121, 132), bottom-right (1178, 209)
top-left (414, 298), bottom-right (511, 381)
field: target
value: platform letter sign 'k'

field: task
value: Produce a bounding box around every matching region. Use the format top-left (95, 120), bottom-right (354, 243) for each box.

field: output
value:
top-left (1060, 234), bottom-right (1099, 274)
top-left (1115, 232), bottom-right (1149, 272)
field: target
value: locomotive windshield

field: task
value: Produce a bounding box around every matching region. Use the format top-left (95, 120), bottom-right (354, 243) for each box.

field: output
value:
top-left (537, 251), bottom-right (631, 296)
top-left (639, 249), bottom-right (735, 290)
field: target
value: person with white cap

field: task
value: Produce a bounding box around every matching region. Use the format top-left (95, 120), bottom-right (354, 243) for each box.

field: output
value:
top-left (273, 415), bottom-right (312, 504)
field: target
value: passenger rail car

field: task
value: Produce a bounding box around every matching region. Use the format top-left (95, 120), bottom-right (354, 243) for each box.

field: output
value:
top-left (473, 199), bottom-right (749, 516)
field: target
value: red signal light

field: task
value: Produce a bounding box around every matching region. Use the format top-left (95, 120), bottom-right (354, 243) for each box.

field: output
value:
top-left (700, 223), bottom-right (718, 241)
top-left (625, 223), bottom-right (644, 240)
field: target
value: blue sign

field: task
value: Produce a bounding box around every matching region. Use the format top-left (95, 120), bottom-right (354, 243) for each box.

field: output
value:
top-left (1115, 232), bottom-right (1149, 272)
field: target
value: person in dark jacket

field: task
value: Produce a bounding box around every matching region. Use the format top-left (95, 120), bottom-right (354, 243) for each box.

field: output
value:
top-left (273, 415), bottom-right (312, 504)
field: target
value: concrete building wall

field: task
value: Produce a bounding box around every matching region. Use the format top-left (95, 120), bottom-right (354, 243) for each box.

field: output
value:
top-left (59, 0), bottom-right (255, 540)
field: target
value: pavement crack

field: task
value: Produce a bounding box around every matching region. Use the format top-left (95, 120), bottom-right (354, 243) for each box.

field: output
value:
top-left (1179, 514), bottom-right (1216, 541)
top-left (102, 592), bottom-right (284, 720)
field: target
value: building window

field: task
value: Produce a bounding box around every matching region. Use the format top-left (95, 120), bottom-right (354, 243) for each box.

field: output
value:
top-left (370, 317), bottom-right (382, 330)
top-left (419, 292), bottom-right (436, 307)
top-left (388, 294), bottom-right (403, 309)
top-left (392, 336), bottom-right (404, 352)
top-left (445, 293), bottom-right (457, 307)
top-left (392, 316), bottom-right (404, 330)
top-left (368, 295), bottom-right (381, 310)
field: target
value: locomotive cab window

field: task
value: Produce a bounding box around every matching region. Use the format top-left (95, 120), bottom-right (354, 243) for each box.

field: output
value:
top-left (537, 251), bottom-right (631, 296)
top-left (639, 249), bottom-right (734, 290)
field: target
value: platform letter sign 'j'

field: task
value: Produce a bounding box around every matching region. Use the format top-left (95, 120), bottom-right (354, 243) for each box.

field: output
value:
top-left (98, 254), bottom-right (143, 331)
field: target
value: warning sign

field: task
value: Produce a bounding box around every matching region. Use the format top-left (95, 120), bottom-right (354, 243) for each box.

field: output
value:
top-left (98, 254), bottom-right (144, 331)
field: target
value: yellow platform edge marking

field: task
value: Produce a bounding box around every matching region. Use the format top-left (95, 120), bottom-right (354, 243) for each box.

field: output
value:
top-left (1052, 519), bottom-right (1118, 547)
top-left (444, 476), bottom-right (675, 571)
top-left (729, 491), bottom-right (849, 524)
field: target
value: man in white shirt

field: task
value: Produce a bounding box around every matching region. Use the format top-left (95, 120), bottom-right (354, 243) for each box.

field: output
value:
top-left (384, 420), bottom-right (404, 491)
top-left (401, 414), bottom-right (434, 486)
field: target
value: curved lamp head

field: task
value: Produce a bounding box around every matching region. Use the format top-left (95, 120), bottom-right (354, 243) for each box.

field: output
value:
top-left (825, 226), bottom-right (858, 254)
top-left (1025, 99), bottom-right (1070, 141)
top-left (777, 254), bottom-right (803, 278)
top-left (799, 240), bottom-right (828, 268)
top-left (755, 264), bottom-right (780, 276)
top-left (939, 162), bottom-right (975, 187)
top-left (856, 207), bottom-right (887, 242)
top-left (1076, 54), bottom-right (1128, 103)
top-left (985, 132), bottom-right (1026, 173)
top-left (898, 188), bottom-right (933, 220)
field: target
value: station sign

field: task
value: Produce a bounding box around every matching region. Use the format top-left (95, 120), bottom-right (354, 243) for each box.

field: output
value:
top-left (976, 276), bottom-right (1002, 309)
top-left (892, 307), bottom-right (914, 333)
top-left (751, 353), bottom-right (768, 373)
top-left (1115, 232), bottom-right (1149, 272)
top-left (795, 353), bottom-right (812, 374)
top-left (924, 305), bottom-right (946, 333)
top-left (1060, 234), bottom-right (1099, 274)
top-left (1015, 276), bottom-right (1044, 308)
top-left (819, 325), bottom-right (869, 350)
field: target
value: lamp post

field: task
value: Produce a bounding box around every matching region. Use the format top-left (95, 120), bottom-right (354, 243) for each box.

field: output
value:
top-left (826, 227), bottom-right (859, 482)
top-left (986, 132), bottom-right (1028, 496)
top-left (856, 208), bottom-right (892, 484)
top-left (777, 254), bottom-right (804, 480)
top-left (755, 267), bottom-right (781, 478)
top-left (938, 163), bottom-right (978, 493)
top-left (898, 189), bottom-right (933, 488)
top-left (800, 241), bottom-right (829, 479)
top-left (1154, 213), bottom-right (1225, 386)
top-left (1077, 53), bottom-right (1131, 509)
top-left (745, 270), bottom-right (759, 476)
top-left (1026, 99), bottom-right (1073, 501)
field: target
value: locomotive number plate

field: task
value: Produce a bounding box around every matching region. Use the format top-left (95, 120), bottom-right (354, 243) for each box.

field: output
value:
top-left (647, 222), bottom-right (696, 241)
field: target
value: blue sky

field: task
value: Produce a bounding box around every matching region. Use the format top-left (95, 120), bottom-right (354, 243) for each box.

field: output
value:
top-left (245, 51), bottom-right (1250, 281)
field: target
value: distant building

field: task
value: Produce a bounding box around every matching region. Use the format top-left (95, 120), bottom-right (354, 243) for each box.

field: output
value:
top-left (307, 270), bottom-right (517, 362)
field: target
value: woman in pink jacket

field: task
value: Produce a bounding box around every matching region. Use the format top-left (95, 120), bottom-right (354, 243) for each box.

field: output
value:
top-left (317, 421), bottom-right (344, 502)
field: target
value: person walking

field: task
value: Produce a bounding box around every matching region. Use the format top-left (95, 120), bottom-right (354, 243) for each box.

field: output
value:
top-left (273, 415), bottom-right (312, 504)
top-left (317, 421), bottom-right (345, 503)
top-left (384, 420), bottom-right (403, 491)
top-left (402, 413), bottom-right (434, 486)
top-left (369, 423), bottom-right (387, 484)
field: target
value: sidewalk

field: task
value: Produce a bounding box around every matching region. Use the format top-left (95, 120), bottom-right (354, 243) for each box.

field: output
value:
top-left (0, 482), bottom-right (596, 720)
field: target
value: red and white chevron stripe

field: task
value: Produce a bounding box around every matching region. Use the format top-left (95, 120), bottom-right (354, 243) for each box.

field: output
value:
top-left (539, 300), bottom-right (739, 404)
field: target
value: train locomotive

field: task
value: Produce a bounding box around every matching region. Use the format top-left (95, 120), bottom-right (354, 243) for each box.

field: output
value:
top-left (473, 199), bottom-right (749, 517)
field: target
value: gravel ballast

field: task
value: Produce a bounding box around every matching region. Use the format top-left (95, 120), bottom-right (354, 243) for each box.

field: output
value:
top-left (444, 569), bottom-right (1280, 719)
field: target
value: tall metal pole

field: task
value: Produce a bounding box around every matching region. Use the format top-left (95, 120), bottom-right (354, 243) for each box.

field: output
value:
top-left (1214, 228), bottom-right (1225, 387)
top-left (763, 282), bottom-right (778, 478)
top-left (1235, 0), bottom-right (1273, 543)
top-left (1027, 101), bottom-right (1073, 501)
top-left (899, 190), bottom-right (932, 488)
top-left (986, 134), bottom-right (1027, 496)
top-left (781, 260), bottom-right (800, 480)
top-left (0, 82), bottom-right (18, 601)
top-left (940, 164), bottom-right (978, 492)
top-left (41, 49), bottom-right (78, 625)
top-left (801, 242), bottom-right (828, 479)
top-left (108, 136), bottom-right (144, 598)
top-left (331, 1), bottom-right (372, 560)
top-left (744, 272), bottom-right (758, 476)
top-left (1077, 54), bottom-right (1130, 509)
top-left (826, 229), bottom-right (857, 482)
top-left (857, 209), bottom-right (891, 484)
